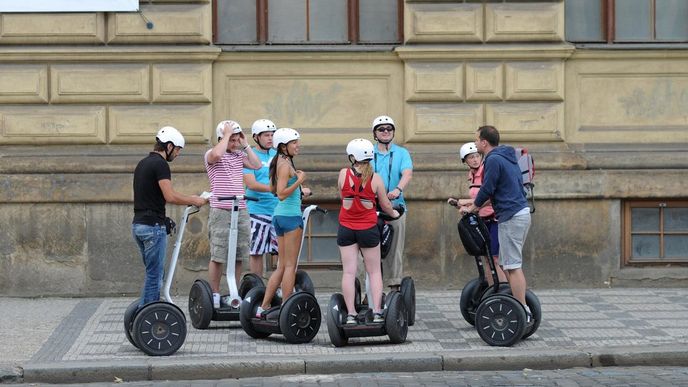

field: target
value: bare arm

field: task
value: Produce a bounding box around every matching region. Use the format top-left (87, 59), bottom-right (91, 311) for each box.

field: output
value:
top-left (243, 173), bottom-right (270, 192)
top-left (242, 147), bottom-right (262, 170)
top-left (388, 168), bottom-right (413, 200)
top-left (373, 174), bottom-right (399, 218)
top-left (275, 161), bottom-right (305, 201)
top-left (206, 136), bottom-right (230, 165)
top-left (158, 179), bottom-right (207, 207)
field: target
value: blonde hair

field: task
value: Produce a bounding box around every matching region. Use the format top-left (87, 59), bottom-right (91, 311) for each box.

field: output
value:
top-left (355, 161), bottom-right (373, 186)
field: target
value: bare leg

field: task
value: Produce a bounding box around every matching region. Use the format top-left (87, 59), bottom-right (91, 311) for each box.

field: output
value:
top-left (261, 236), bottom-right (285, 310)
top-left (361, 245), bottom-right (383, 314)
top-left (279, 227), bottom-right (302, 302)
top-left (249, 254), bottom-right (263, 277)
top-left (506, 268), bottom-right (527, 306)
top-left (339, 244), bottom-right (359, 315)
top-left (209, 260), bottom-right (223, 293)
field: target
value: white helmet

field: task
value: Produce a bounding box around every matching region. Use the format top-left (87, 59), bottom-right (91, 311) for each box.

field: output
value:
top-left (346, 138), bottom-right (374, 162)
top-left (251, 119), bottom-right (277, 136)
top-left (216, 120), bottom-right (242, 139)
top-left (156, 126), bottom-right (185, 148)
top-left (459, 142), bottom-right (478, 162)
top-left (273, 128), bottom-right (300, 149)
top-left (371, 115), bottom-right (395, 131)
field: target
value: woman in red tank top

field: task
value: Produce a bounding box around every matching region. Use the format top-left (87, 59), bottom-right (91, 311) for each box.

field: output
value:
top-left (337, 139), bottom-right (399, 324)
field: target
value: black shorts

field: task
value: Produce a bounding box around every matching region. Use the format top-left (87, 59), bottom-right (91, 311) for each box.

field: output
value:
top-left (337, 225), bottom-right (380, 248)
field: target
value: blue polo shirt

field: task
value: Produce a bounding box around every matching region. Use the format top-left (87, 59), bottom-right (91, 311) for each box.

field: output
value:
top-left (372, 143), bottom-right (413, 209)
top-left (243, 147), bottom-right (279, 215)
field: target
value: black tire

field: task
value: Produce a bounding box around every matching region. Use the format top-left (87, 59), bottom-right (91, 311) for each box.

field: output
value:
top-left (280, 292), bottom-right (321, 344)
top-left (239, 286), bottom-right (271, 339)
top-left (239, 273), bottom-right (264, 299)
top-left (295, 269), bottom-right (315, 296)
top-left (384, 291), bottom-right (408, 344)
top-left (475, 294), bottom-right (526, 347)
top-left (522, 289), bottom-right (542, 339)
top-left (132, 302), bottom-right (187, 356)
top-left (326, 293), bottom-right (348, 347)
top-left (354, 277), bottom-right (362, 309)
top-left (188, 279), bottom-right (213, 329)
top-left (123, 300), bottom-right (140, 348)
top-left (400, 277), bottom-right (416, 326)
top-left (459, 278), bottom-right (488, 326)
top-left (485, 286), bottom-right (542, 340)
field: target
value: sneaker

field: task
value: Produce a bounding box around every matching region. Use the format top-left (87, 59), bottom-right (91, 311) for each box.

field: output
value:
top-left (212, 293), bottom-right (221, 309)
top-left (255, 306), bottom-right (265, 319)
top-left (373, 312), bottom-right (384, 323)
top-left (345, 314), bottom-right (357, 325)
top-left (523, 304), bottom-right (534, 326)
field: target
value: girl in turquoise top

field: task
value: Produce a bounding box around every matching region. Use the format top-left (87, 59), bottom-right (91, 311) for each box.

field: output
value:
top-left (257, 128), bottom-right (312, 316)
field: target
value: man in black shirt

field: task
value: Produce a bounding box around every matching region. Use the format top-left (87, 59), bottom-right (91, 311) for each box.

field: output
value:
top-left (132, 126), bottom-right (207, 308)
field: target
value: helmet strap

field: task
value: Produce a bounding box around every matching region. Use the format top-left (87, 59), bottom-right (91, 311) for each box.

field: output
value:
top-left (254, 134), bottom-right (271, 151)
top-left (164, 142), bottom-right (174, 162)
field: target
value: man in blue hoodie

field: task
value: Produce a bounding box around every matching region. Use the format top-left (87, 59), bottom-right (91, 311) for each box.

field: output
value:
top-left (464, 125), bottom-right (532, 323)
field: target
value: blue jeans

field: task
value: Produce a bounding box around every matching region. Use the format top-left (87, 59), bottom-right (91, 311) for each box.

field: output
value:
top-left (132, 223), bottom-right (167, 307)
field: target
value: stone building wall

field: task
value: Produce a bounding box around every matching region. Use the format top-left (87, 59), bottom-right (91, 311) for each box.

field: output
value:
top-left (1, 0), bottom-right (687, 296)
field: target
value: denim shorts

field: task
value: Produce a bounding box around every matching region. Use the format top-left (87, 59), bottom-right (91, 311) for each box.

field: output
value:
top-left (498, 212), bottom-right (531, 270)
top-left (273, 215), bottom-right (303, 236)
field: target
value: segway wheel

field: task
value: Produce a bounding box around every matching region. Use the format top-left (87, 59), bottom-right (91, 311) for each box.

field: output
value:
top-left (475, 294), bottom-right (526, 347)
top-left (132, 301), bottom-right (187, 356)
top-left (326, 293), bottom-right (348, 347)
top-left (280, 292), bottom-right (321, 344)
top-left (239, 273), bottom-right (264, 299)
top-left (459, 278), bottom-right (487, 326)
top-left (295, 269), bottom-right (315, 296)
top-left (400, 276), bottom-right (416, 326)
top-left (486, 286), bottom-right (542, 340)
top-left (384, 292), bottom-right (408, 344)
top-left (123, 300), bottom-right (140, 348)
top-left (239, 287), bottom-right (271, 339)
top-left (188, 280), bottom-right (213, 329)
top-left (354, 277), bottom-right (362, 309)
top-left (522, 289), bottom-right (542, 339)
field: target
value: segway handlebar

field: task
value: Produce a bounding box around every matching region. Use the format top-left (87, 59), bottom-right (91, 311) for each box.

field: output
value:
top-left (216, 195), bottom-right (259, 202)
top-left (378, 205), bottom-right (404, 221)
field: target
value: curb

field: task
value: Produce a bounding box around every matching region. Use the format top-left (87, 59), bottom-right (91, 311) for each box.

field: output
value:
top-left (15, 345), bottom-right (688, 384)
top-left (0, 364), bottom-right (22, 384)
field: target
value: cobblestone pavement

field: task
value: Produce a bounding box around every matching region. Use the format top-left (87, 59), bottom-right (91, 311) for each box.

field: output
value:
top-left (28, 288), bottom-right (688, 362)
top-left (33, 367), bottom-right (688, 386)
top-left (4, 288), bottom-right (688, 384)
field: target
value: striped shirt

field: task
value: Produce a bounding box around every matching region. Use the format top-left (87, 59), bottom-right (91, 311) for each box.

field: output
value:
top-left (205, 149), bottom-right (247, 210)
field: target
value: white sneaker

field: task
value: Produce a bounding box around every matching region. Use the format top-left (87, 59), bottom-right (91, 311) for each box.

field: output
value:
top-left (255, 306), bottom-right (265, 319)
top-left (212, 293), bottom-right (221, 309)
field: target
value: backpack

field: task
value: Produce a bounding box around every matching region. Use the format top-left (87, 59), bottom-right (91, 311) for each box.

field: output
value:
top-left (457, 213), bottom-right (490, 257)
top-left (514, 147), bottom-right (535, 213)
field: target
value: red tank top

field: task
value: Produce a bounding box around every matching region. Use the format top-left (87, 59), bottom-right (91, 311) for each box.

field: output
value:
top-left (339, 168), bottom-right (378, 230)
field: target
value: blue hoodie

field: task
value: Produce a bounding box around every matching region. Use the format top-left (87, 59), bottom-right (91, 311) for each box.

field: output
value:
top-left (474, 145), bottom-right (528, 222)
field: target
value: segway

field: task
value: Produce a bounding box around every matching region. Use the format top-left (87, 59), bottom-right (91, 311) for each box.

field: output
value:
top-left (456, 211), bottom-right (541, 346)
top-left (326, 209), bottom-right (409, 347)
top-left (239, 205), bottom-right (326, 343)
top-left (123, 197), bottom-right (209, 356)
top-left (360, 207), bottom-right (416, 326)
top-left (187, 195), bottom-right (265, 329)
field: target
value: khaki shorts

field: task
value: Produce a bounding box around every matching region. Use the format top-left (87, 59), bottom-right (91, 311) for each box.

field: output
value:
top-left (498, 211), bottom-right (531, 270)
top-left (208, 207), bottom-right (251, 263)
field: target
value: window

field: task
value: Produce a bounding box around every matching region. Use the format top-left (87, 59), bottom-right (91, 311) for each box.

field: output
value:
top-left (214, 0), bottom-right (401, 45)
top-left (269, 204), bottom-right (342, 268)
top-left (566, 0), bottom-right (688, 43)
top-left (623, 200), bottom-right (688, 266)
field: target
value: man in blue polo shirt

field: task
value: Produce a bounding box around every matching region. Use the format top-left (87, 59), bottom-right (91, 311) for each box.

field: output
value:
top-left (370, 115), bottom-right (413, 290)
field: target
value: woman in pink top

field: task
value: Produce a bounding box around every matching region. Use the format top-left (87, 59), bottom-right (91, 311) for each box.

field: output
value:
top-left (448, 142), bottom-right (507, 285)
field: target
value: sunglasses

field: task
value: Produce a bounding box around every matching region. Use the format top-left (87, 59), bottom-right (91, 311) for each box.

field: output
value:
top-left (375, 127), bottom-right (394, 133)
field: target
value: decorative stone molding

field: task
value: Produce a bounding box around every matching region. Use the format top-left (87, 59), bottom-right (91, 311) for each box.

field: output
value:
top-left (405, 3), bottom-right (482, 43)
top-left (0, 13), bottom-right (105, 44)
top-left (485, 2), bottom-right (564, 43)
top-left (108, 104), bottom-right (211, 144)
top-left (466, 62), bottom-right (503, 101)
top-left (0, 65), bottom-right (48, 103)
top-left (404, 103), bottom-right (483, 143)
top-left (107, 3), bottom-right (211, 44)
top-left (152, 63), bottom-right (212, 103)
top-left (505, 62), bottom-right (564, 101)
top-left (50, 64), bottom-right (150, 103)
top-left (485, 102), bottom-right (564, 142)
top-left (405, 62), bottom-right (464, 101)
top-left (0, 105), bottom-right (106, 144)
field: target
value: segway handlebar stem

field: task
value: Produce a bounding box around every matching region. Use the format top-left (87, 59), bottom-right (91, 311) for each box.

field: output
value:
top-left (162, 205), bottom-right (198, 304)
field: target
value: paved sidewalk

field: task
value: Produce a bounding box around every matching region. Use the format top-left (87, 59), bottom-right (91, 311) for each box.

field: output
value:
top-left (3, 288), bottom-right (688, 384)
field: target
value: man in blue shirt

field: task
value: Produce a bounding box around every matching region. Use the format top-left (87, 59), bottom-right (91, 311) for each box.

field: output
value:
top-left (370, 115), bottom-right (413, 290)
top-left (243, 119), bottom-right (280, 277)
top-left (464, 125), bottom-right (532, 323)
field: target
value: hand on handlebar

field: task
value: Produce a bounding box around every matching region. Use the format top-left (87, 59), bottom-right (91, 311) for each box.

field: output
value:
top-left (301, 187), bottom-right (312, 197)
top-left (447, 198), bottom-right (459, 207)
